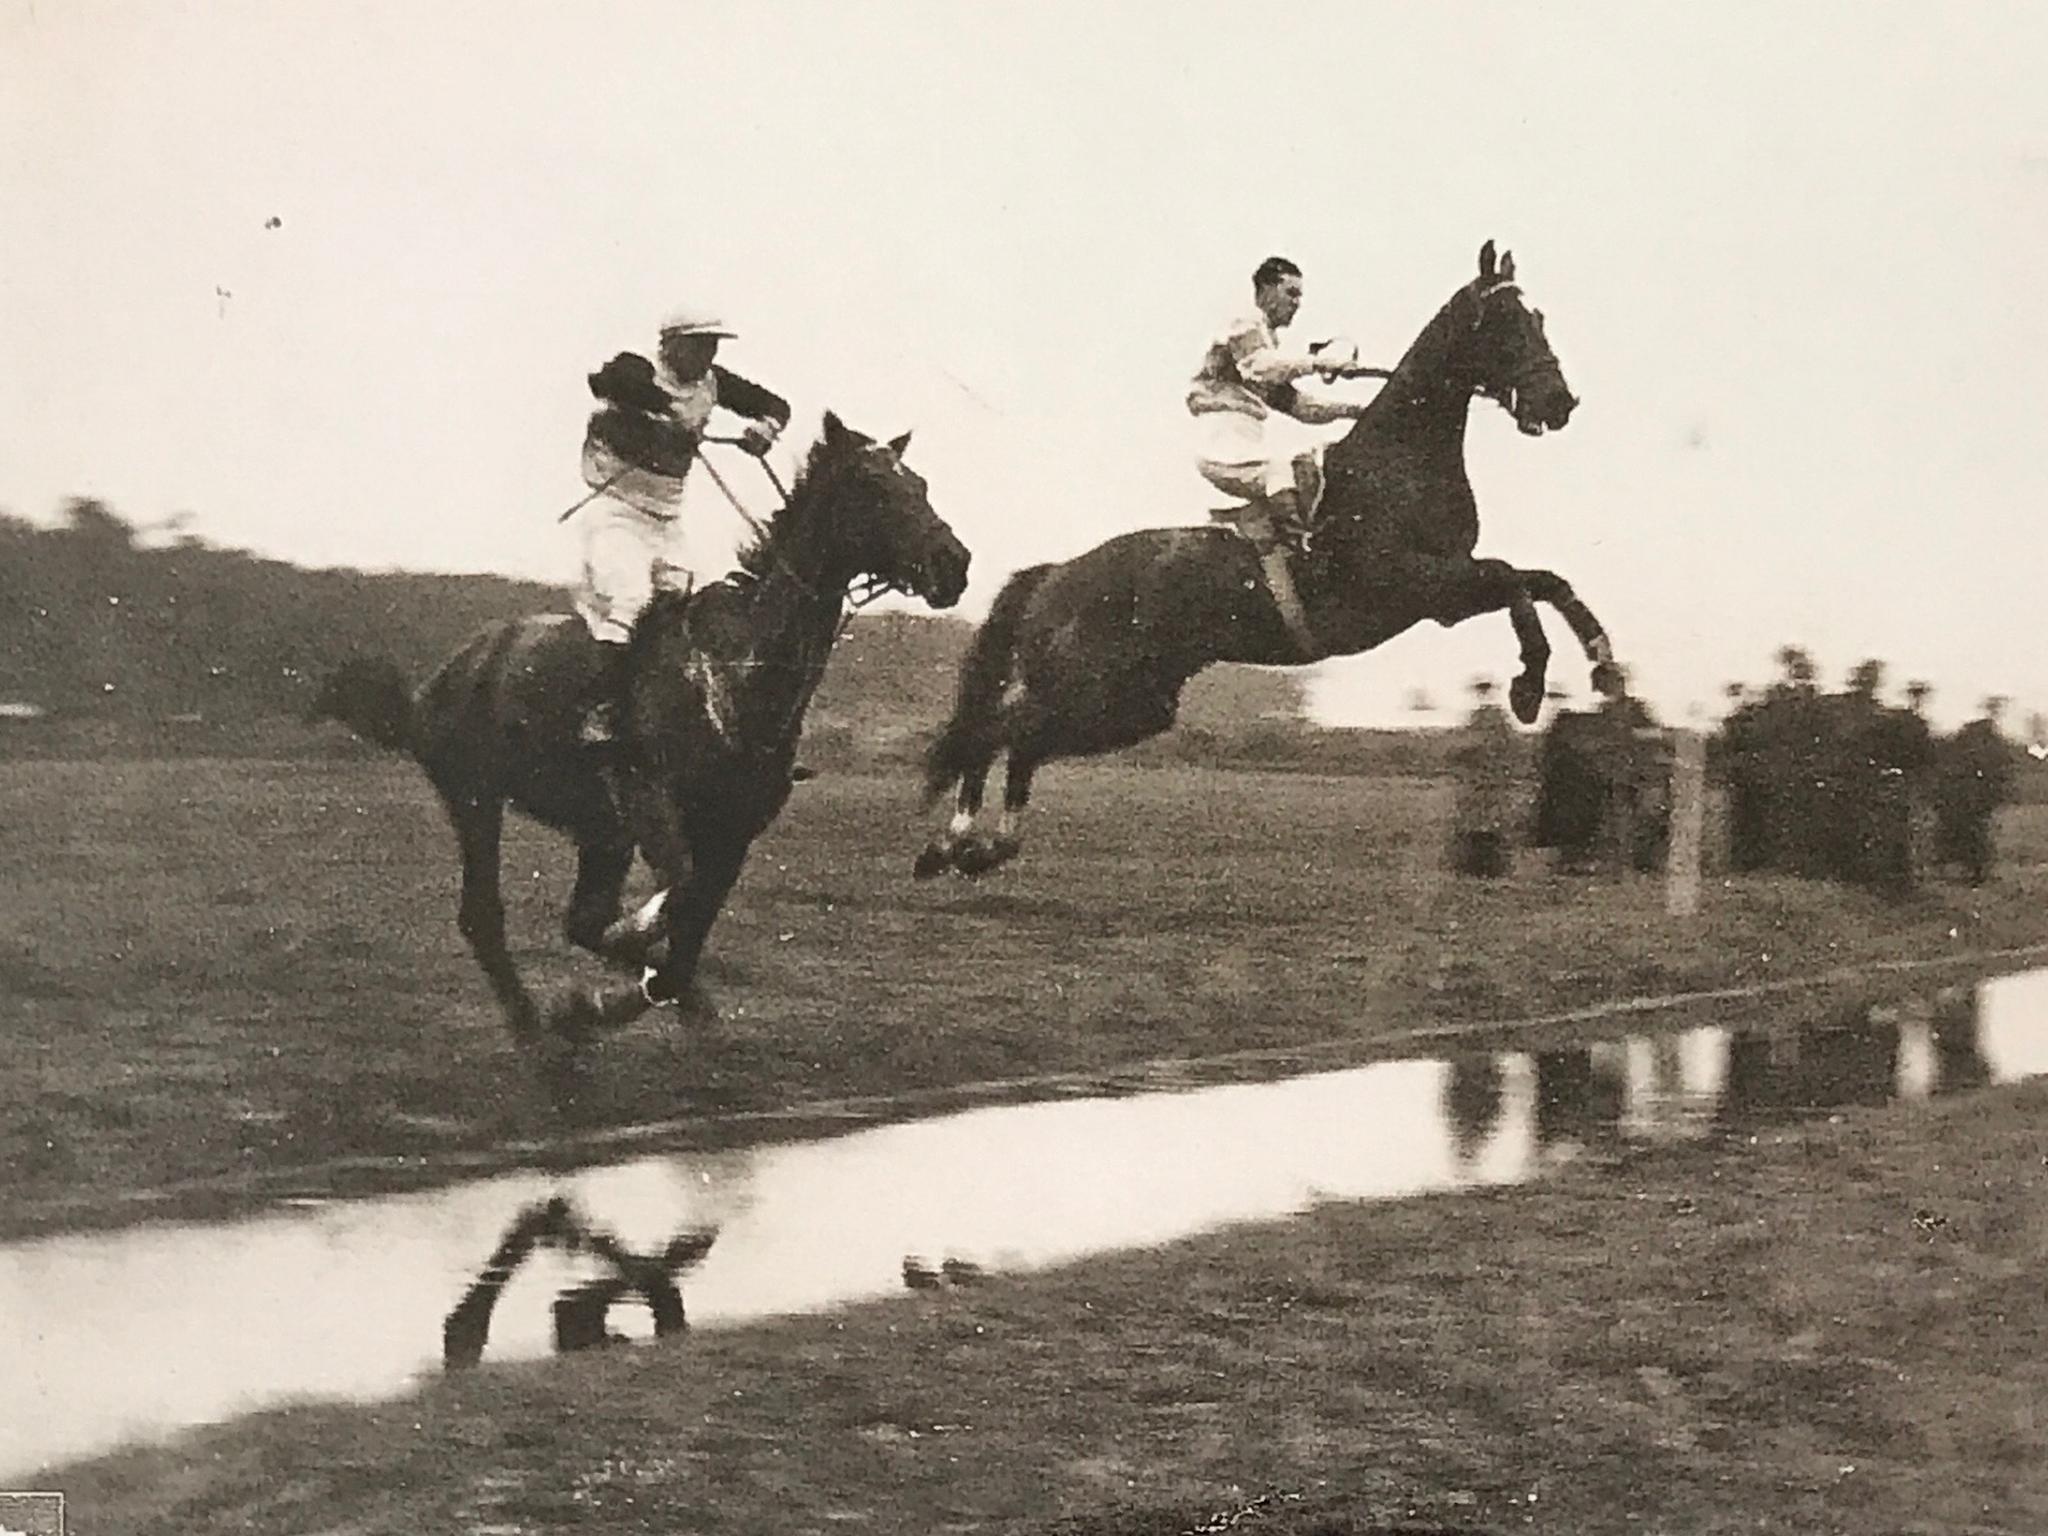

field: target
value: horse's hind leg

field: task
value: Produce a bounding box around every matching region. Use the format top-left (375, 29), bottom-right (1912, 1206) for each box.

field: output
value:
top-left (953, 671), bottom-right (1182, 876)
top-left (443, 789), bottom-right (540, 1040)
top-left (915, 754), bottom-right (995, 879)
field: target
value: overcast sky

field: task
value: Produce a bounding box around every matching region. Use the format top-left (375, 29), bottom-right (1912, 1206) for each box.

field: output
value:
top-left (4, 1), bottom-right (2044, 729)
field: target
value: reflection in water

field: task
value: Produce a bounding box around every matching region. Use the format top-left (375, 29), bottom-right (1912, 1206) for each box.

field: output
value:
top-left (3, 967), bottom-right (2044, 1478)
top-left (440, 1196), bottom-right (717, 1368)
top-left (1443, 1054), bottom-right (1505, 1167)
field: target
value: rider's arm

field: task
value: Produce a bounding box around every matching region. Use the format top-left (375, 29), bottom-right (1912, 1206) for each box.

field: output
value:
top-left (711, 366), bottom-right (793, 432)
top-left (1226, 320), bottom-right (1324, 391)
top-left (1283, 390), bottom-right (1370, 426)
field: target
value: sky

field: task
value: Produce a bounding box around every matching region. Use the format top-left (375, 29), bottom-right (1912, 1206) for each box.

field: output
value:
top-left (4, 0), bottom-right (2045, 731)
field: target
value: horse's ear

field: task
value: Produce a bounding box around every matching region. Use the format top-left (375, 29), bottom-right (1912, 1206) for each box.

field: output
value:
top-left (822, 410), bottom-right (848, 444)
top-left (1500, 250), bottom-right (1516, 283)
top-left (888, 430), bottom-right (913, 456)
top-left (1478, 240), bottom-right (1496, 278)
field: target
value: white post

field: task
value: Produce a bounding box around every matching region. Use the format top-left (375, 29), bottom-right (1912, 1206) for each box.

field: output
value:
top-left (1666, 722), bottom-right (1707, 917)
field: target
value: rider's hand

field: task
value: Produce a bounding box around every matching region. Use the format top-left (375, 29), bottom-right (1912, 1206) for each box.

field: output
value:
top-left (738, 422), bottom-right (779, 458)
top-left (1310, 336), bottom-right (1360, 381)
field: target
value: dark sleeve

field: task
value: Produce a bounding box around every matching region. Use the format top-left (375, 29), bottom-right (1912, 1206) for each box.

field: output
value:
top-left (587, 404), bottom-right (700, 478)
top-left (588, 352), bottom-right (670, 416)
top-left (712, 365), bottom-right (792, 427)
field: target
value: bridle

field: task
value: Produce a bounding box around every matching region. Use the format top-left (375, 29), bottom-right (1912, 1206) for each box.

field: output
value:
top-left (695, 437), bottom-right (916, 625)
top-left (1467, 280), bottom-right (1564, 412)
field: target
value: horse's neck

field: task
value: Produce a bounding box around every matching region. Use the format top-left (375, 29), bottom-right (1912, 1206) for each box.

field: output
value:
top-left (1346, 300), bottom-right (1475, 448)
top-left (1307, 298), bottom-right (1481, 579)
top-left (738, 567), bottom-right (843, 682)
top-left (719, 535), bottom-right (848, 728)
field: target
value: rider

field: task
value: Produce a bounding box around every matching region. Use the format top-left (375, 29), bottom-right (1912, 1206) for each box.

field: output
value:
top-left (573, 309), bottom-right (791, 743)
top-left (1187, 255), bottom-right (1369, 655)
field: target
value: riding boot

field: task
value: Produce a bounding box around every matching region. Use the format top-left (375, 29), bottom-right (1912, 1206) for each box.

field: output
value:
top-left (579, 642), bottom-right (634, 747)
top-left (1241, 494), bottom-right (1321, 662)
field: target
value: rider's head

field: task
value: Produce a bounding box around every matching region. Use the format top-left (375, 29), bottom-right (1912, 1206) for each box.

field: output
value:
top-left (657, 310), bottom-right (734, 381)
top-left (1252, 256), bottom-right (1304, 330)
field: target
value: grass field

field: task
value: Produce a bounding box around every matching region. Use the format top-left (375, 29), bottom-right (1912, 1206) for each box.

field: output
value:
top-left (10, 754), bottom-right (2048, 1530)
top-left (3, 755), bottom-right (2045, 1238)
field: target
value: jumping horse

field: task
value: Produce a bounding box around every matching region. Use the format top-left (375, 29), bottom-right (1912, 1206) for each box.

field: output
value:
top-left (917, 241), bottom-right (1622, 877)
top-left (312, 412), bottom-right (970, 1049)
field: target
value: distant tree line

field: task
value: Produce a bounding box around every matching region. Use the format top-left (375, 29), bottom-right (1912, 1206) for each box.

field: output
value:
top-left (0, 499), bottom-right (562, 721)
top-left (0, 499), bottom-right (1306, 759)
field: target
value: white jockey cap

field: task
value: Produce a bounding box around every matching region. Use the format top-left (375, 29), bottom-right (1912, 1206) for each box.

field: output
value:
top-left (658, 307), bottom-right (736, 340)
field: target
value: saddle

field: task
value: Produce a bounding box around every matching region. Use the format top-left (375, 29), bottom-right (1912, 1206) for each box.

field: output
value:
top-left (1204, 500), bottom-right (1320, 660)
top-left (1207, 501), bottom-right (1311, 553)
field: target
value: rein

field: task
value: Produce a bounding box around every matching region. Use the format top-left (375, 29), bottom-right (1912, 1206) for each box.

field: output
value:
top-left (695, 437), bottom-right (907, 625)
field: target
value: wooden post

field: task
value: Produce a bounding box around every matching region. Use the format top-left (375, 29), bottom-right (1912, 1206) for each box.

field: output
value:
top-left (1666, 725), bottom-right (1707, 917)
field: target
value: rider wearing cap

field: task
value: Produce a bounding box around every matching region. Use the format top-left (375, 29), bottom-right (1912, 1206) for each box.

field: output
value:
top-left (1187, 256), bottom-right (1368, 656)
top-left (574, 309), bottom-right (791, 742)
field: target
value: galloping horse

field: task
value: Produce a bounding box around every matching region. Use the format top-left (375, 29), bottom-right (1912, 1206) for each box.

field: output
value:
top-left (917, 242), bottom-right (1621, 877)
top-left (313, 413), bottom-right (969, 1046)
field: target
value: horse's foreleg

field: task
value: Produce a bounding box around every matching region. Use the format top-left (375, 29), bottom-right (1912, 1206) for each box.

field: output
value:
top-left (1513, 566), bottom-right (1624, 700)
top-left (644, 840), bottom-right (751, 1009)
top-left (1406, 557), bottom-right (1564, 725)
top-left (564, 836), bottom-right (643, 963)
top-left (445, 791), bottom-right (539, 1041)
top-left (1503, 587), bottom-right (1553, 726)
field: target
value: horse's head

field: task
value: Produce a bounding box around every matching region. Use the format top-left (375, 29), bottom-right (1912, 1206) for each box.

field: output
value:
top-left (809, 411), bottom-right (970, 608)
top-left (1462, 241), bottom-right (1577, 436)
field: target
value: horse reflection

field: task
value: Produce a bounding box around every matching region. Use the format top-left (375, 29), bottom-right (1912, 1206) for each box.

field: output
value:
top-left (443, 1195), bottom-right (718, 1369)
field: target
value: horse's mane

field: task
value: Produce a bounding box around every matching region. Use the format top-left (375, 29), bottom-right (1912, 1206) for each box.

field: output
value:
top-left (622, 426), bottom-right (858, 664)
top-left (729, 429), bottom-right (849, 584)
top-left (1348, 282), bottom-right (1483, 434)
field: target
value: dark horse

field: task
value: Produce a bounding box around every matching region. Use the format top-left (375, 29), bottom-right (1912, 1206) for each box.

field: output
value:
top-left (917, 242), bottom-right (1621, 877)
top-left (312, 413), bottom-right (969, 1048)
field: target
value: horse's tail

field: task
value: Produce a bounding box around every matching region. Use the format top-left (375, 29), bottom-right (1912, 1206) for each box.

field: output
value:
top-left (306, 655), bottom-right (416, 752)
top-left (922, 563), bottom-right (1054, 806)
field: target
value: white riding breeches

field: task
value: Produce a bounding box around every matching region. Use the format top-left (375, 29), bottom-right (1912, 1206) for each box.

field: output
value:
top-left (573, 495), bottom-right (697, 644)
top-left (1193, 410), bottom-right (1321, 504)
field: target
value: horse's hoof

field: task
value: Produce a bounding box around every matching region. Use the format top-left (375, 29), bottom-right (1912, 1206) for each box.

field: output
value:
top-left (1591, 660), bottom-right (1626, 699)
top-left (678, 981), bottom-right (722, 1023)
top-left (954, 834), bottom-right (1021, 877)
top-left (546, 986), bottom-right (606, 1044)
top-left (1509, 673), bottom-right (1544, 725)
top-left (913, 841), bottom-right (955, 881)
